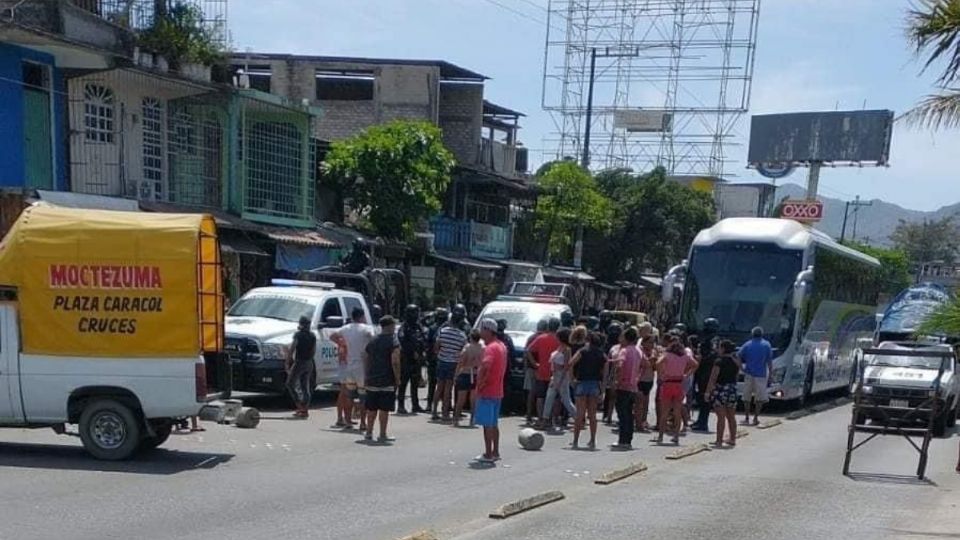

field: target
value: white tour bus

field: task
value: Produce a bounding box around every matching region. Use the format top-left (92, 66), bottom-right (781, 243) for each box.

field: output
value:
top-left (663, 218), bottom-right (881, 404)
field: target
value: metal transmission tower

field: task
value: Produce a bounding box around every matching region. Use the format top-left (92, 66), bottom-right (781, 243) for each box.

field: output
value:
top-left (542, 0), bottom-right (761, 177)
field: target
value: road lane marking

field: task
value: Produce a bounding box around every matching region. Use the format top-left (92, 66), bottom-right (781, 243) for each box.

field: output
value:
top-left (594, 461), bottom-right (648, 485)
top-left (489, 490), bottom-right (565, 519)
top-left (665, 443), bottom-right (708, 460)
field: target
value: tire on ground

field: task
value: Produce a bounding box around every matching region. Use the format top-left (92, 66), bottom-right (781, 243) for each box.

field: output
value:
top-left (78, 398), bottom-right (142, 461)
top-left (138, 421), bottom-right (173, 452)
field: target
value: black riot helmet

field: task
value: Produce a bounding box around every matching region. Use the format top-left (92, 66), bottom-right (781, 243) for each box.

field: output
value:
top-left (560, 311), bottom-right (575, 328)
top-left (404, 304), bottom-right (420, 325)
top-left (497, 319), bottom-right (508, 333)
top-left (599, 310), bottom-right (613, 325)
top-left (606, 322), bottom-right (624, 343)
top-left (702, 318), bottom-right (720, 335)
top-left (433, 307), bottom-right (449, 325)
top-left (371, 304), bottom-right (383, 322)
top-left (586, 316), bottom-right (600, 331)
top-left (451, 304), bottom-right (467, 324)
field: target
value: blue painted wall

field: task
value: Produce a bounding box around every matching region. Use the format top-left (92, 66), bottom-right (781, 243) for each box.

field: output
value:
top-left (0, 42), bottom-right (66, 190)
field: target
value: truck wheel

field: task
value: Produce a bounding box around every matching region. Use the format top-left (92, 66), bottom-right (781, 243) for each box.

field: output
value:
top-left (78, 399), bottom-right (142, 461)
top-left (933, 410), bottom-right (948, 437)
top-left (947, 399), bottom-right (958, 429)
top-left (139, 421), bottom-right (173, 452)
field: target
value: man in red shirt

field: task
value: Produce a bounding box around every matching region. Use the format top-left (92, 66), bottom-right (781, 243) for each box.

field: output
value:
top-left (525, 317), bottom-right (561, 428)
top-left (475, 318), bottom-right (507, 463)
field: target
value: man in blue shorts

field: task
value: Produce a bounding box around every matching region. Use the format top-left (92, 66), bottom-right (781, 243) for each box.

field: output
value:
top-left (475, 318), bottom-right (507, 463)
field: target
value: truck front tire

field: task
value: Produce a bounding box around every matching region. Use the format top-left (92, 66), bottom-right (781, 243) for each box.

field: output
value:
top-left (78, 399), bottom-right (142, 460)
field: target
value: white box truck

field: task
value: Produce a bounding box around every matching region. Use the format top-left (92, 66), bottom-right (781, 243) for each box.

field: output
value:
top-left (0, 205), bottom-right (225, 460)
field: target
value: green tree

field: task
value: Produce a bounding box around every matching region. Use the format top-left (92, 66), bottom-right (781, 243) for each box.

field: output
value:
top-left (903, 0), bottom-right (960, 129)
top-left (534, 161), bottom-right (612, 262)
top-left (138, 2), bottom-right (222, 69)
top-left (841, 240), bottom-right (912, 294)
top-left (583, 167), bottom-right (715, 280)
top-left (323, 120), bottom-right (456, 239)
top-left (889, 216), bottom-right (960, 264)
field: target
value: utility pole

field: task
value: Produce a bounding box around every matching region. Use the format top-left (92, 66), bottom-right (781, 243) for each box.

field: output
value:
top-left (839, 195), bottom-right (872, 243)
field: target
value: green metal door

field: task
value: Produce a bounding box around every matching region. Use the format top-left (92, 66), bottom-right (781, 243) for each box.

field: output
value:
top-left (23, 89), bottom-right (53, 189)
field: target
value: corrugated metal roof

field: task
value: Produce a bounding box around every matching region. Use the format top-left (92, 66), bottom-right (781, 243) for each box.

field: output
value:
top-left (36, 190), bottom-right (140, 212)
top-left (265, 228), bottom-right (341, 248)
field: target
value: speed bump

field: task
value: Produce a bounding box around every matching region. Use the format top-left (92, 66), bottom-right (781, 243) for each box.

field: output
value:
top-left (665, 443), bottom-right (708, 460)
top-left (489, 490), bottom-right (565, 519)
top-left (594, 462), bottom-right (648, 485)
top-left (757, 419), bottom-right (783, 430)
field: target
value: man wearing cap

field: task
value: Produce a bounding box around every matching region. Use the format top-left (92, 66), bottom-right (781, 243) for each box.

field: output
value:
top-left (475, 318), bottom-right (507, 463)
top-left (739, 326), bottom-right (773, 426)
top-left (286, 316), bottom-right (317, 419)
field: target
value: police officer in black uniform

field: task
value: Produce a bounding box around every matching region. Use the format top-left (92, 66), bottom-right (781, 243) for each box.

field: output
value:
top-left (425, 307), bottom-right (448, 408)
top-left (396, 304), bottom-right (426, 414)
top-left (691, 317), bottom-right (720, 432)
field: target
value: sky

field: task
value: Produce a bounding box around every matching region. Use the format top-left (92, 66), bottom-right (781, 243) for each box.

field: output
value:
top-left (229, 0), bottom-right (960, 212)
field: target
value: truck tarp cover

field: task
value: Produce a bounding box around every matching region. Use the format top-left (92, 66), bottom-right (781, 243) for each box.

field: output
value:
top-left (0, 205), bottom-right (222, 357)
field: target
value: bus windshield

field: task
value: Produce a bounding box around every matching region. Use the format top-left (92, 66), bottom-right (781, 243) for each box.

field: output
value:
top-left (681, 242), bottom-right (802, 349)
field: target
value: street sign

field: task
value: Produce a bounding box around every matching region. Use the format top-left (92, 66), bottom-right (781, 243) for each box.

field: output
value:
top-left (780, 199), bottom-right (824, 222)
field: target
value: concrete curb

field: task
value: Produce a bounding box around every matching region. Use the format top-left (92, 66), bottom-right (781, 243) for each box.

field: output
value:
top-left (834, 397), bottom-right (852, 406)
top-left (489, 490), bottom-right (565, 519)
top-left (735, 429), bottom-right (749, 439)
top-left (785, 410), bottom-right (810, 420)
top-left (810, 403), bottom-right (833, 413)
top-left (594, 462), bottom-right (648, 485)
top-left (397, 531), bottom-right (437, 540)
top-left (665, 443), bottom-right (708, 460)
top-left (757, 419), bottom-right (783, 430)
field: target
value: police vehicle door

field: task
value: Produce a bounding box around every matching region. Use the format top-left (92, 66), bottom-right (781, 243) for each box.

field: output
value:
top-left (315, 296), bottom-right (344, 382)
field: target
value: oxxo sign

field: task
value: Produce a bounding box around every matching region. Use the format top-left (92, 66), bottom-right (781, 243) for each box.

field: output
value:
top-left (781, 199), bottom-right (824, 222)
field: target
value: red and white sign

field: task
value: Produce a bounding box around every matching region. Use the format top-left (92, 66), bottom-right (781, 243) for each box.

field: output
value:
top-left (780, 199), bottom-right (824, 222)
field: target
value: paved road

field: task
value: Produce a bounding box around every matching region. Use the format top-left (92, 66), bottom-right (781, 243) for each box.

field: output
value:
top-left (0, 392), bottom-right (956, 540)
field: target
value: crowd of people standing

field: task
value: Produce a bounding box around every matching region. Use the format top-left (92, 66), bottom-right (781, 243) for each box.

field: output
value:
top-left (290, 302), bottom-right (776, 461)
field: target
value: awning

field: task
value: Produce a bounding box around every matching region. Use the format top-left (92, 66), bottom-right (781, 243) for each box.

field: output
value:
top-left (542, 266), bottom-right (595, 281)
top-left (35, 190), bottom-right (139, 212)
top-left (431, 253), bottom-right (503, 270)
top-left (265, 228), bottom-right (341, 248)
top-left (139, 200), bottom-right (261, 231)
top-left (220, 234), bottom-right (269, 257)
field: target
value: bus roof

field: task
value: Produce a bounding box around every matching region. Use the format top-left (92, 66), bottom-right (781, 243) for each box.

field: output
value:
top-left (692, 218), bottom-right (880, 267)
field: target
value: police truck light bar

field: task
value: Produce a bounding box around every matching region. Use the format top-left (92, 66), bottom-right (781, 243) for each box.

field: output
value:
top-left (270, 279), bottom-right (336, 289)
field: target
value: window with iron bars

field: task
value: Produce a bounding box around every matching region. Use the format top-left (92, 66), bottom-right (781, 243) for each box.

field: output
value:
top-left (142, 97), bottom-right (164, 199)
top-left (83, 84), bottom-right (115, 143)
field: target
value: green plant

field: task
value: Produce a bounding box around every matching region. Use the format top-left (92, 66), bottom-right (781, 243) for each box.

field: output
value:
top-left (323, 120), bottom-right (456, 239)
top-left (533, 161), bottom-right (613, 262)
top-left (138, 2), bottom-right (222, 69)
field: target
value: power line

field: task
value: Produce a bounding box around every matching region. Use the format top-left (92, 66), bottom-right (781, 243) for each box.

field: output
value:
top-left (517, 0), bottom-right (548, 13)
top-left (481, 0), bottom-right (547, 25)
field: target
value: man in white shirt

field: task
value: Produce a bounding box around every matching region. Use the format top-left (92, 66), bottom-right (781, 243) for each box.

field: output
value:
top-left (331, 307), bottom-right (375, 430)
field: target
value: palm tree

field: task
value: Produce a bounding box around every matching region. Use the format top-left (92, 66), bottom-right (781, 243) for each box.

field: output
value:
top-left (902, 0), bottom-right (960, 129)
top-left (904, 1), bottom-right (960, 336)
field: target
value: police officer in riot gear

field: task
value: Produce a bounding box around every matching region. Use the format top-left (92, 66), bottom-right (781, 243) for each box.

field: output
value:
top-left (560, 311), bottom-right (575, 331)
top-left (340, 238), bottom-right (371, 274)
top-left (425, 308), bottom-right (448, 407)
top-left (396, 304), bottom-right (426, 414)
top-left (691, 317), bottom-right (720, 431)
top-left (451, 303), bottom-right (469, 332)
top-left (598, 310), bottom-right (613, 333)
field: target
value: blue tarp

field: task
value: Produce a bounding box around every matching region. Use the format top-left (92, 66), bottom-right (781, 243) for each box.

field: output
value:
top-left (879, 283), bottom-right (952, 335)
top-left (275, 244), bottom-right (343, 272)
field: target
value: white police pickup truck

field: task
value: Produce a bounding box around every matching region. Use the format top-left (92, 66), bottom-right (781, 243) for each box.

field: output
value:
top-left (225, 280), bottom-right (371, 395)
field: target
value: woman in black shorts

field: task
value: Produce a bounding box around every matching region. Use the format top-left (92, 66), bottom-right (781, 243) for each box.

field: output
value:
top-left (705, 340), bottom-right (741, 448)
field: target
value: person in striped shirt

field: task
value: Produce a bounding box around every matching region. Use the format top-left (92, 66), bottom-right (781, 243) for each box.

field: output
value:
top-left (432, 304), bottom-right (469, 421)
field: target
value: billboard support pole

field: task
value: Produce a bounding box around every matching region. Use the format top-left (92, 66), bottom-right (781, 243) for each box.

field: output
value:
top-left (806, 161), bottom-right (821, 200)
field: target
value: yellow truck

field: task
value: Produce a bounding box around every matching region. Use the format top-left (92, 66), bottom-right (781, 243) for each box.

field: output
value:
top-left (0, 205), bottom-right (224, 460)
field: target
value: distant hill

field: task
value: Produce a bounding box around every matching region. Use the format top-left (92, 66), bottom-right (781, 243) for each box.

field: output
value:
top-left (773, 183), bottom-right (960, 246)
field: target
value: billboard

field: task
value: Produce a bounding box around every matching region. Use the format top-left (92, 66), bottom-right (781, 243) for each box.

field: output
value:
top-left (613, 110), bottom-right (673, 132)
top-left (747, 110), bottom-right (893, 166)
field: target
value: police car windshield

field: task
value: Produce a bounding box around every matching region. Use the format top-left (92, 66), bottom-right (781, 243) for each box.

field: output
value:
top-left (480, 303), bottom-right (567, 334)
top-left (228, 295), bottom-right (314, 323)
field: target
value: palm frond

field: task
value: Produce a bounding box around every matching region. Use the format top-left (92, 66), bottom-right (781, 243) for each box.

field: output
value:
top-left (908, 0), bottom-right (960, 84)
top-left (918, 297), bottom-right (960, 335)
top-left (899, 89), bottom-right (960, 129)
